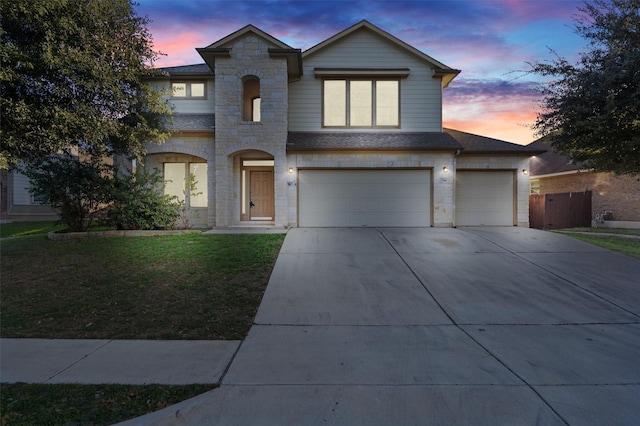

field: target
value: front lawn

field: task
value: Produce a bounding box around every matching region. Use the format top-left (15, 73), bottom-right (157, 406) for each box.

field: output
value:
top-left (0, 231), bottom-right (283, 424)
top-left (556, 228), bottom-right (640, 258)
top-left (1, 383), bottom-right (216, 426)
top-left (0, 232), bottom-right (284, 340)
top-left (0, 221), bottom-right (66, 238)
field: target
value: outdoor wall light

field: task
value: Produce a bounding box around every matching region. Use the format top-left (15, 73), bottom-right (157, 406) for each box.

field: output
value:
top-left (443, 166), bottom-right (449, 173)
top-left (523, 169), bottom-right (529, 175)
top-left (288, 167), bottom-right (294, 174)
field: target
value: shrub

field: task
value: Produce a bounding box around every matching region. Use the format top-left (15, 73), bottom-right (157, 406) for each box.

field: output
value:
top-left (106, 168), bottom-right (181, 230)
top-left (26, 155), bottom-right (112, 232)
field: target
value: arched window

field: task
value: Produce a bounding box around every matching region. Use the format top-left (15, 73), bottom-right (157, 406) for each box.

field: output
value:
top-left (243, 76), bottom-right (260, 121)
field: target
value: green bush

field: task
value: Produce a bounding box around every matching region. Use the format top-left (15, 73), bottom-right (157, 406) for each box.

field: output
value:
top-left (106, 168), bottom-right (180, 230)
top-left (26, 155), bottom-right (112, 232)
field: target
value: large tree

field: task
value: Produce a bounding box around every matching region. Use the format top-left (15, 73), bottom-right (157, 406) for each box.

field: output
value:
top-left (0, 0), bottom-right (171, 168)
top-left (531, 0), bottom-right (640, 175)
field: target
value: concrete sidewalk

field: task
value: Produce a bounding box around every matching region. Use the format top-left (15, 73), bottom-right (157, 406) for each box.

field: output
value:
top-left (0, 339), bottom-right (239, 385)
top-left (117, 227), bottom-right (640, 425)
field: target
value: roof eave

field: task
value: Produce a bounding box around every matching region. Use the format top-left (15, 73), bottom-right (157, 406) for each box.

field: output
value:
top-left (195, 47), bottom-right (231, 73)
top-left (268, 48), bottom-right (303, 80)
top-left (433, 68), bottom-right (461, 88)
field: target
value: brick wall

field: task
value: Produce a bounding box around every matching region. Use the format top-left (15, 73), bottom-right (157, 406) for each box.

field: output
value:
top-left (535, 171), bottom-right (640, 221)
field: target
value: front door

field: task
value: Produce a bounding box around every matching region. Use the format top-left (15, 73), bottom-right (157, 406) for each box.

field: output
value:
top-left (250, 171), bottom-right (274, 220)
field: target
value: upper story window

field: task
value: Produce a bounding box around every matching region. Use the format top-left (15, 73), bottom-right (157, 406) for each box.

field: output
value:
top-left (171, 81), bottom-right (206, 99)
top-left (243, 76), bottom-right (260, 121)
top-left (323, 79), bottom-right (399, 127)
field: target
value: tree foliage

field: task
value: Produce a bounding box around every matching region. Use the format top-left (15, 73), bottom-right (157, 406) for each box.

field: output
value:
top-left (0, 0), bottom-right (172, 168)
top-left (531, 0), bottom-right (640, 175)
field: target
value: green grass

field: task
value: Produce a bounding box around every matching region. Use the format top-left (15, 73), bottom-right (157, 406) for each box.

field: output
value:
top-left (0, 233), bottom-right (284, 340)
top-left (558, 232), bottom-right (640, 258)
top-left (0, 231), bottom-right (283, 424)
top-left (0, 383), bottom-right (216, 425)
top-left (0, 221), bottom-right (66, 238)
top-left (561, 227), bottom-right (640, 236)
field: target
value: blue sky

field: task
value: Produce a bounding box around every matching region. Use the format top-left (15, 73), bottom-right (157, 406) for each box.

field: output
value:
top-left (135, 0), bottom-right (587, 144)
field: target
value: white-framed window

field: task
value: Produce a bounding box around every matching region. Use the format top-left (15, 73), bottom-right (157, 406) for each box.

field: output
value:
top-left (171, 81), bottom-right (206, 99)
top-left (164, 162), bottom-right (208, 207)
top-left (323, 79), bottom-right (399, 127)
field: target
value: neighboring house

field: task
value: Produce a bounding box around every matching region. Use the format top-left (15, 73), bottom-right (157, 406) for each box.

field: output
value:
top-left (528, 137), bottom-right (640, 224)
top-left (145, 20), bottom-right (541, 229)
top-left (0, 168), bottom-right (57, 221)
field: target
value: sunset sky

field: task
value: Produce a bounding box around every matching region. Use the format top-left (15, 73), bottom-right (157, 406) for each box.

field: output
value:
top-left (135, 0), bottom-right (588, 145)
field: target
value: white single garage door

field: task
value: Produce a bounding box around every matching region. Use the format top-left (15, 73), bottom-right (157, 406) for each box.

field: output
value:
top-left (299, 169), bottom-right (431, 227)
top-left (456, 171), bottom-right (515, 226)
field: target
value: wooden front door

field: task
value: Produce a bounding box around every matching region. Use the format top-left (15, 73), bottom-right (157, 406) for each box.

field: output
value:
top-left (250, 171), bottom-right (274, 220)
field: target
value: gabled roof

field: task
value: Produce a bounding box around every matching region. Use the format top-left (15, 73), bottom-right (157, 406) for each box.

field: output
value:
top-left (303, 20), bottom-right (460, 87)
top-left (527, 137), bottom-right (582, 176)
top-left (444, 128), bottom-right (544, 155)
top-left (196, 24), bottom-right (302, 79)
top-left (201, 24), bottom-right (294, 50)
top-left (287, 132), bottom-right (462, 152)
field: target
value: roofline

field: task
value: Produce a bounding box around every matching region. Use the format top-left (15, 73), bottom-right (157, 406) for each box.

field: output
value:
top-left (302, 20), bottom-right (460, 86)
top-left (202, 24), bottom-right (294, 50)
top-left (458, 149), bottom-right (546, 155)
top-left (196, 26), bottom-right (302, 80)
top-left (286, 147), bottom-right (460, 153)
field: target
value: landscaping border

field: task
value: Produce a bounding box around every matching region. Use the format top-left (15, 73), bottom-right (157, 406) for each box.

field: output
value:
top-left (48, 229), bottom-right (203, 240)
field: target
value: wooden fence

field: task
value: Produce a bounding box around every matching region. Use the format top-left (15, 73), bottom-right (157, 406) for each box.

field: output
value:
top-left (529, 191), bottom-right (592, 230)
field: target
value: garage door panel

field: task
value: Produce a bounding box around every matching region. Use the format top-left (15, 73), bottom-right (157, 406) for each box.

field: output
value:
top-left (456, 171), bottom-right (514, 226)
top-left (299, 170), bottom-right (431, 227)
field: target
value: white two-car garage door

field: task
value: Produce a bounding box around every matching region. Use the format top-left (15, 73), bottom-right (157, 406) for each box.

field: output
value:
top-left (455, 170), bottom-right (515, 226)
top-left (299, 169), bottom-right (431, 227)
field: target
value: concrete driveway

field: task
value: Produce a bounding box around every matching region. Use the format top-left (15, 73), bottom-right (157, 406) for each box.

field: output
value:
top-left (123, 227), bottom-right (640, 425)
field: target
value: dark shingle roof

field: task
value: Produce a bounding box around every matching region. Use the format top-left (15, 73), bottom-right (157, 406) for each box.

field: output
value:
top-left (444, 128), bottom-right (544, 154)
top-left (286, 132), bottom-right (462, 151)
top-left (527, 137), bottom-right (581, 176)
top-left (167, 114), bottom-right (215, 132)
top-left (157, 63), bottom-right (213, 76)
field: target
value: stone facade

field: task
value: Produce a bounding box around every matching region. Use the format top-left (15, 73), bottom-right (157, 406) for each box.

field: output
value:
top-left (533, 171), bottom-right (640, 221)
top-left (214, 34), bottom-right (289, 227)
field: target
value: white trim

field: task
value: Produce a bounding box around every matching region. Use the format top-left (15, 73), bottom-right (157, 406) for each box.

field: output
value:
top-left (531, 169), bottom-right (594, 179)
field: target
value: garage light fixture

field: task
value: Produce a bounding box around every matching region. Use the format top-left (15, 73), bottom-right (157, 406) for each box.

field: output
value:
top-left (289, 167), bottom-right (294, 174)
top-left (522, 169), bottom-right (529, 175)
top-left (442, 166), bottom-right (449, 173)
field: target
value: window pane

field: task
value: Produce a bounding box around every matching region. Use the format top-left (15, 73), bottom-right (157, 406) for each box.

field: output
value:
top-left (190, 83), bottom-right (205, 97)
top-left (350, 81), bottom-right (372, 126)
top-left (252, 97), bottom-right (261, 122)
top-left (324, 80), bottom-right (346, 126)
top-left (189, 163), bottom-right (208, 207)
top-left (164, 163), bottom-right (185, 203)
top-left (171, 83), bottom-right (186, 97)
top-left (376, 81), bottom-right (399, 126)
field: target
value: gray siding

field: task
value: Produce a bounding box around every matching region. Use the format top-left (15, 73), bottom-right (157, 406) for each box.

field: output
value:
top-left (152, 78), bottom-right (216, 114)
top-left (289, 30), bottom-right (443, 132)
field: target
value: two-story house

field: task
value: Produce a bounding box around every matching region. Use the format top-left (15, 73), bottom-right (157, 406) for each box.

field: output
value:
top-left (145, 20), bottom-right (541, 229)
